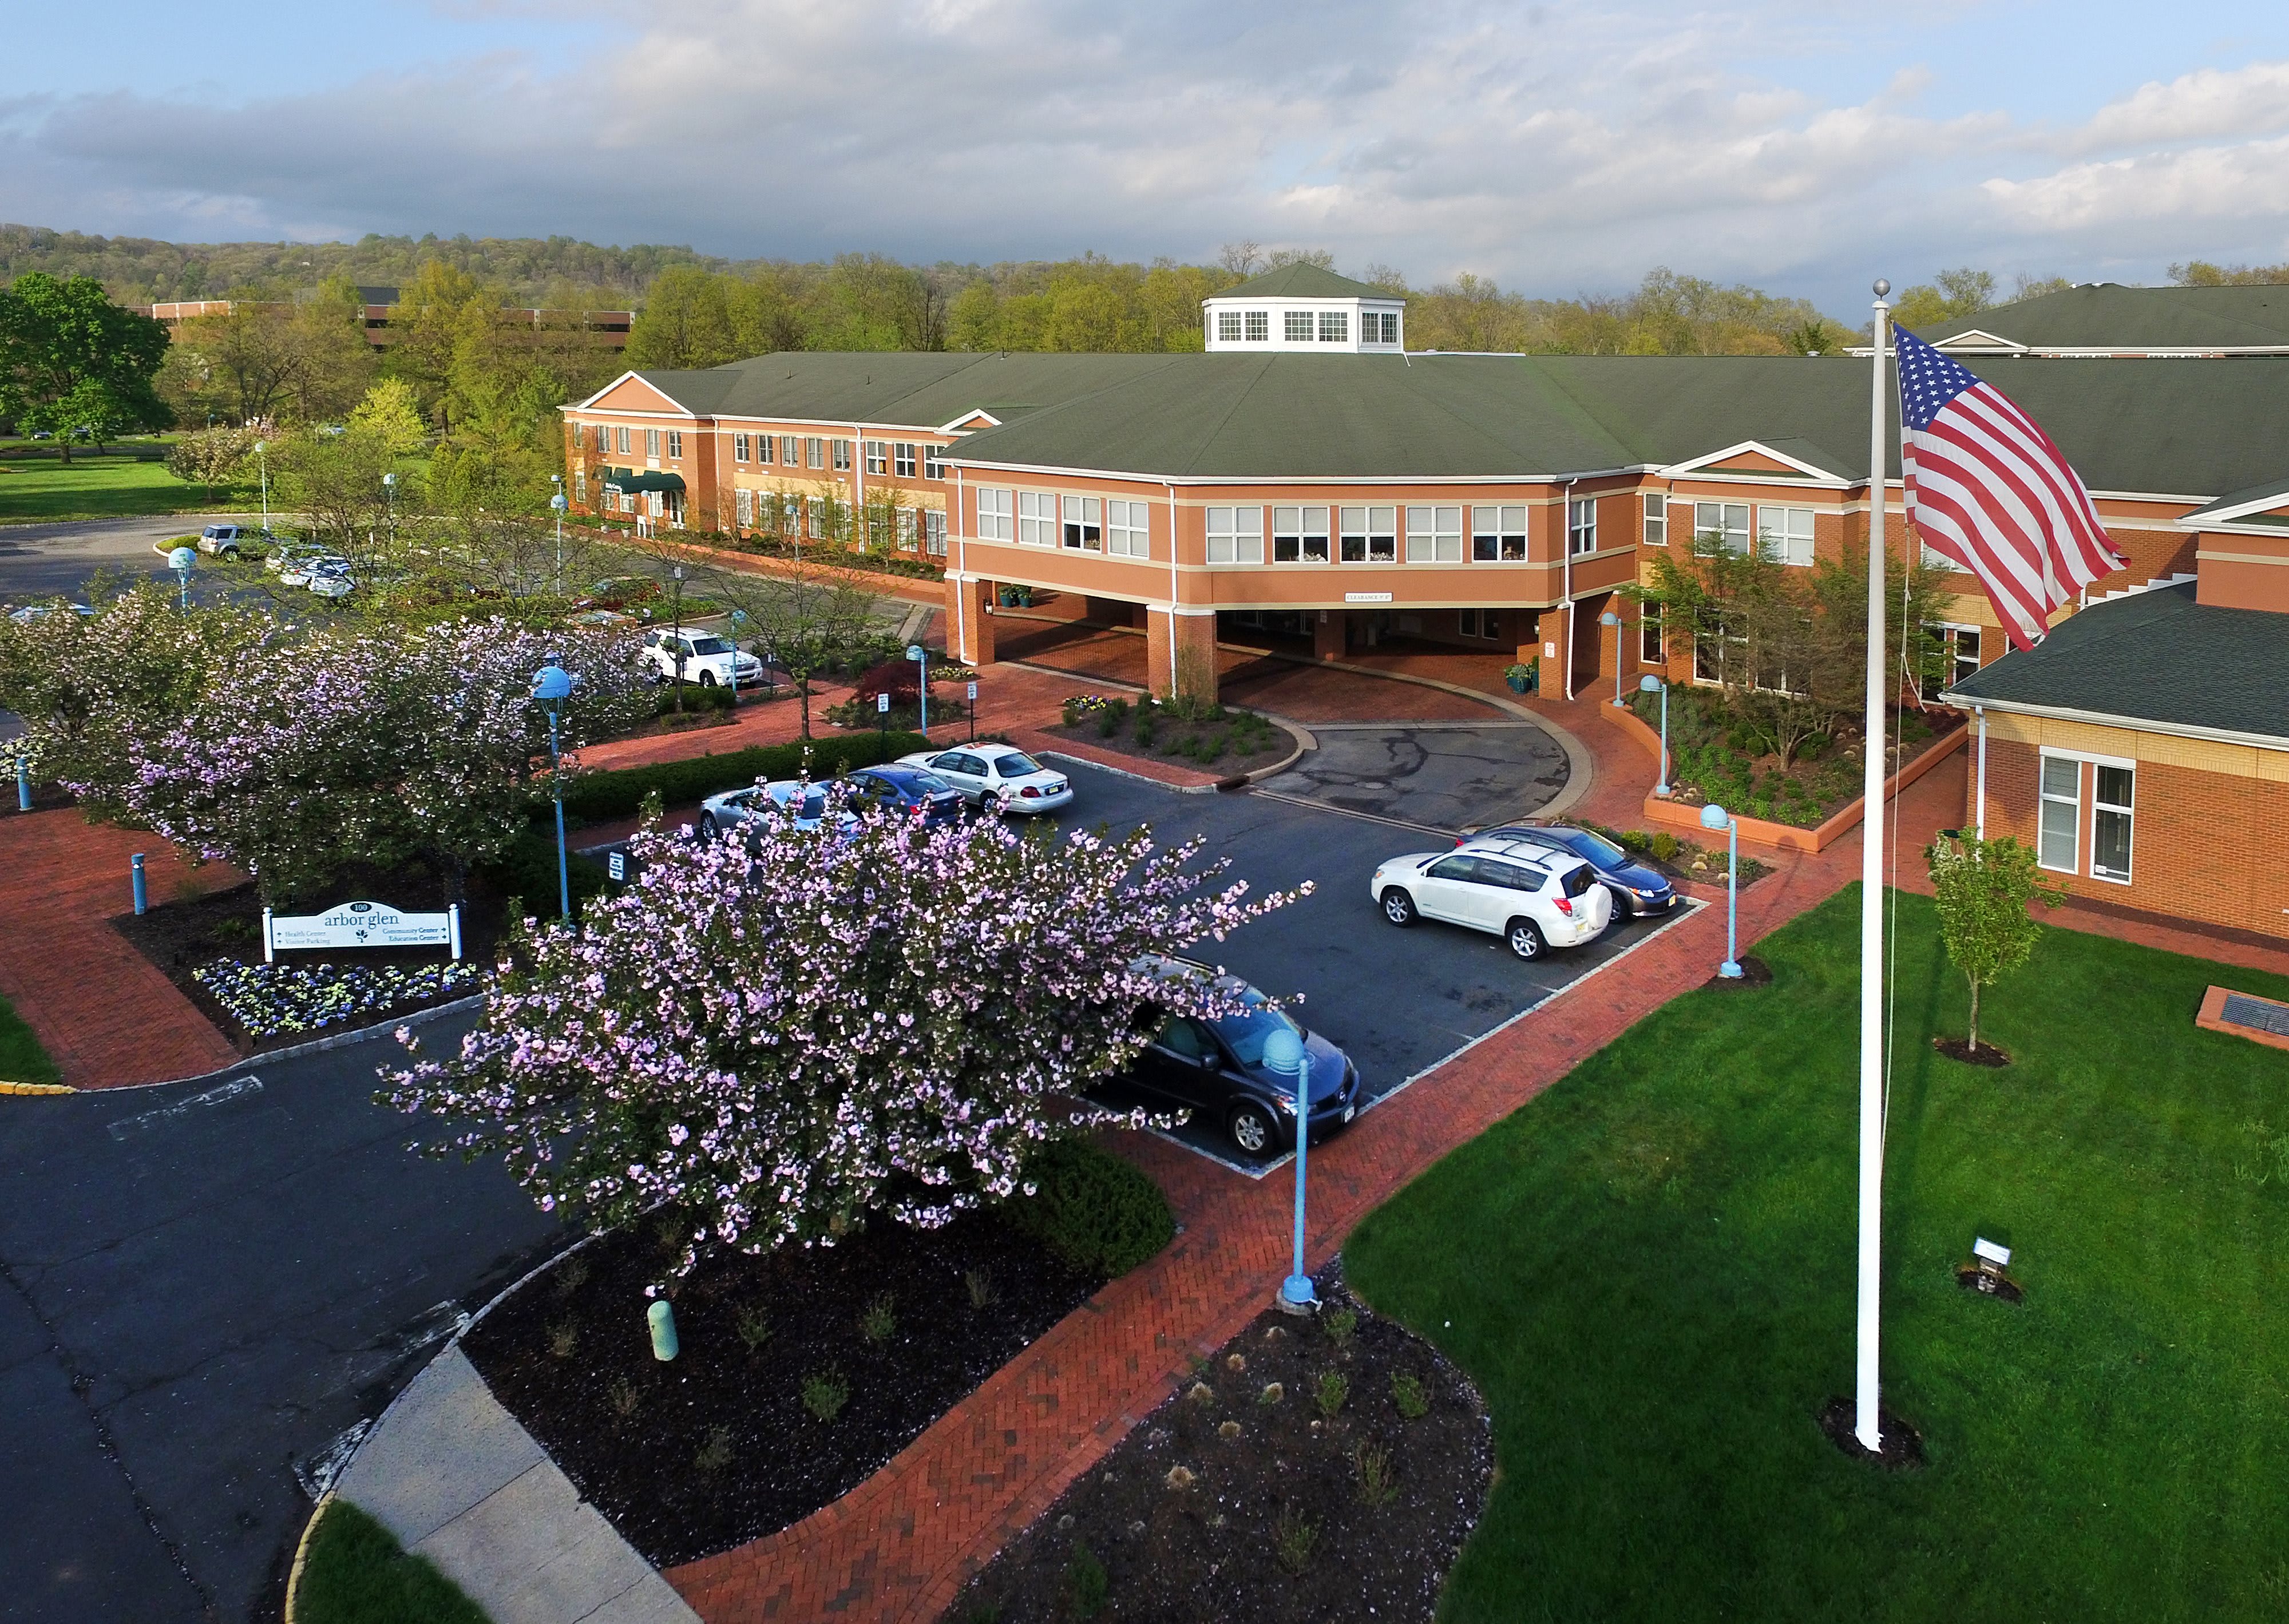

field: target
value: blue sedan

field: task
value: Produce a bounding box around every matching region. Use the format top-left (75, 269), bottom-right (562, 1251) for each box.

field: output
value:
top-left (842, 765), bottom-right (966, 827)
top-left (1464, 823), bottom-right (1678, 917)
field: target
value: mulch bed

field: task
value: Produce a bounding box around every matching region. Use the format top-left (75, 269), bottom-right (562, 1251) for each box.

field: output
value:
top-left (953, 1267), bottom-right (1492, 1624)
top-left (109, 865), bottom-right (509, 1056)
top-left (1816, 1398), bottom-right (1926, 1470)
top-left (461, 1208), bottom-right (1105, 1568)
top-left (1045, 715), bottom-right (1286, 775)
top-left (1705, 953), bottom-right (1775, 988)
top-left (1932, 1035), bottom-right (2012, 1067)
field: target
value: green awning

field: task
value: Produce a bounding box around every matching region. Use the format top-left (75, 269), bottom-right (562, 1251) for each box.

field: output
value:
top-left (602, 469), bottom-right (686, 494)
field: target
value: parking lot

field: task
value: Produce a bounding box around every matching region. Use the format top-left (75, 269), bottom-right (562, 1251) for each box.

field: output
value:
top-left (1034, 755), bottom-right (1695, 1173)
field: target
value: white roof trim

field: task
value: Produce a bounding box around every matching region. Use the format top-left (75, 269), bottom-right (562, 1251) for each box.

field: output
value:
top-left (1930, 329), bottom-right (2028, 354)
top-left (1935, 690), bottom-right (2289, 754)
top-left (1660, 439), bottom-right (1841, 482)
top-left (939, 409), bottom-right (1002, 432)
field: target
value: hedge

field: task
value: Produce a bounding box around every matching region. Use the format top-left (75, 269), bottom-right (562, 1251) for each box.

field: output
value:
top-left (482, 825), bottom-right (613, 912)
top-left (1004, 1136), bottom-right (1175, 1278)
top-left (563, 731), bottom-right (931, 822)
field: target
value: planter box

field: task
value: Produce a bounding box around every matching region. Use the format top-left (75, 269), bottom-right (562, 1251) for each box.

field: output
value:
top-left (1614, 705), bottom-right (1966, 854)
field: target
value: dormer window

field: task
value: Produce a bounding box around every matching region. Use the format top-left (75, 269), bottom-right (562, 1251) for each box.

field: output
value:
top-left (1218, 310), bottom-right (1242, 343)
top-left (1319, 311), bottom-right (1348, 342)
top-left (1284, 311), bottom-right (1314, 342)
top-left (1365, 311), bottom-right (1399, 344)
top-left (1245, 311), bottom-right (1269, 342)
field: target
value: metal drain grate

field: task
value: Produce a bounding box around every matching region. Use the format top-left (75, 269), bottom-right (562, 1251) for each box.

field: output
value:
top-left (2220, 993), bottom-right (2289, 1038)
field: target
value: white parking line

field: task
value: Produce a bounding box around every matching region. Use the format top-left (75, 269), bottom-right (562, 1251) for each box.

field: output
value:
top-left (106, 1074), bottom-right (263, 1140)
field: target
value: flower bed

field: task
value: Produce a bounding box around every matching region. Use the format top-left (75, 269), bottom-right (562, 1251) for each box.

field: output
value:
top-left (1050, 693), bottom-right (1286, 771)
top-left (1630, 687), bottom-right (1954, 829)
top-left (192, 958), bottom-right (484, 1040)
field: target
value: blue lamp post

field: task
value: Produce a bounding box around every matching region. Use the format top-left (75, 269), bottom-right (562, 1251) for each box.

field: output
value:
top-left (906, 642), bottom-right (929, 736)
top-left (550, 477), bottom-right (567, 593)
top-left (1600, 609), bottom-right (1624, 706)
top-left (168, 546), bottom-right (195, 611)
top-left (729, 609), bottom-right (749, 700)
top-left (1700, 802), bottom-right (1743, 978)
top-left (1262, 1023), bottom-right (1317, 1312)
top-left (533, 662), bottom-right (577, 920)
top-left (1639, 674), bottom-right (1670, 796)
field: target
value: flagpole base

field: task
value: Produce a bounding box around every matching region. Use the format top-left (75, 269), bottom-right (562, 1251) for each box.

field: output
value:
top-left (1818, 1397), bottom-right (1925, 1470)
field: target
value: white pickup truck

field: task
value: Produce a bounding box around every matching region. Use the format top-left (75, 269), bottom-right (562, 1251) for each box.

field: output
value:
top-left (639, 628), bottom-right (765, 688)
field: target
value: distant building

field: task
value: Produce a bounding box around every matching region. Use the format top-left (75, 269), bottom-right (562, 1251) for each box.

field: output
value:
top-left (1888, 282), bottom-right (2289, 358)
top-left (151, 291), bottom-right (632, 350)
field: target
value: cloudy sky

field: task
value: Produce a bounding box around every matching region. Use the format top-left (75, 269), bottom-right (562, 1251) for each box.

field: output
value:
top-left (8, 0), bottom-right (2288, 315)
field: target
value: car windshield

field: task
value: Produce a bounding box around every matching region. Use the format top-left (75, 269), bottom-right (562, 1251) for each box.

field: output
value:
top-left (994, 752), bottom-right (1044, 777)
top-left (1207, 988), bottom-right (1303, 1070)
top-left (1563, 829), bottom-right (1627, 866)
top-left (784, 790), bottom-right (827, 819)
top-left (910, 773), bottom-right (952, 793)
top-left (688, 636), bottom-right (731, 655)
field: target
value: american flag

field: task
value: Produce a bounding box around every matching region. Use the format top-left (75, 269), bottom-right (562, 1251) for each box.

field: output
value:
top-left (1895, 326), bottom-right (2124, 650)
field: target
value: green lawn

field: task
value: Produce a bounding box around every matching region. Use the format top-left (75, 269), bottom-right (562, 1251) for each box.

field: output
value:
top-left (295, 1499), bottom-right (490, 1624)
top-left (1348, 888), bottom-right (2289, 1623)
top-left (0, 989), bottom-right (60, 1086)
top-left (0, 453), bottom-right (236, 524)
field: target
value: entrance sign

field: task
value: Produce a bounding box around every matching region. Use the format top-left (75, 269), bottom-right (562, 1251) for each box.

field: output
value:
top-left (263, 900), bottom-right (463, 961)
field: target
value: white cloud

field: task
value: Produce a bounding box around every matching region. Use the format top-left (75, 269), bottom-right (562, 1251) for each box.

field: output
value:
top-left (2070, 60), bottom-right (2289, 151)
top-left (1986, 134), bottom-right (2289, 230)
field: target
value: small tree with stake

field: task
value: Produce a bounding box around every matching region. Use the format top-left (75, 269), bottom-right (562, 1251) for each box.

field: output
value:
top-left (1925, 831), bottom-right (2065, 1055)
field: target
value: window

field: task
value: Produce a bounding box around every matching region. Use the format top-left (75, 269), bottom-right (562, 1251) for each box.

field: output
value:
top-left (896, 508), bottom-right (917, 550)
top-left (782, 434), bottom-right (801, 466)
top-left (1318, 310), bottom-right (1348, 342)
top-left (1218, 310), bottom-right (1243, 343)
top-left (1758, 505), bottom-right (1815, 567)
top-left (806, 496), bottom-right (826, 540)
top-left (757, 433), bottom-right (776, 465)
top-left (1641, 611), bottom-right (1663, 665)
top-left (2038, 755), bottom-right (2080, 873)
top-left (734, 488), bottom-right (753, 526)
top-left (1284, 310), bottom-right (1314, 342)
top-left (1061, 494), bottom-right (1102, 551)
top-left (1642, 493), bottom-right (1668, 546)
top-left (977, 486), bottom-right (1013, 541)
top-left (832, 439), bottom-right (853, 472)
top-left (1920, 538), bottom-right (1958, 571)
top-left (1271, 505), bottom-right (1330, 563)
top-left (923, 508), bottom-right (947, 557)
top-left (923, 444), bottom-right (946, 480)
top-left (1405, 505), bottom-right (1463, 563)
top-left (1458, 608), bottom-right (1502, 640)
top-left (733, 433), bottom-right (750, 464)
top-left (1365, 311), bottom-right (1399, 344)
top-left (666, 430), bottom-right (683, 460)
top-left (1339, 505), bottom-right (1397, 563)
top-left (894, 443), bottom-right (917, 478)
top-left (1018, 490), bottom-right (1056, 547)
top-left (1206, 505), bottom-right (1264, 564)
top-left (1472, 504), bottom-right (1528, 562)
top-left (1924, 623), bottom-right (1982, 690)
top-left (1950, 625), bottom-right (1981, 686)
top-left (620, 490), bottom-right (636, 514)
top-left (573, 470), bottom-right (586, 503)
top-left (615, 425), bottom-right (631, 455)
top-left (1106, 498), bottom-right (1150, 558)
top-left (644, 428), bottom-right (661, 460)
top-left (1244, 311), bottom-right (1269, 342)
top-left (1568, 496), bottom-right (1598, 555)
top-left (804, 436), bottom-right (824, 469)
top-left (1694, 501), bottom-right (1751, 553)
top-left (1694, 617), bottom-right (1737, 686)
top-left (589, 424), bottom-right (607, 454)
top-left (864, 440), bottom-right (888, 476)
top-left (2092, 764), bottom-right (2133, 883)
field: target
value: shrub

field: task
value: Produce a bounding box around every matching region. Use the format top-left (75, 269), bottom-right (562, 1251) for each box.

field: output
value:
top-left (851, 658), bottom-right (920, 709)
top-left (1065, 1544), bottom-right (1109, 1619)
top-left (801, 1369), bottom-right (850, 1423)
top-left (654, 682), bottom-right (739, 715)
top-left (1648, 831), bottom-right (1681, 864)
top-left (481, 825), bottom-right (612, 913)
top-left (1003, 1137), bottom-right (1175, 1277)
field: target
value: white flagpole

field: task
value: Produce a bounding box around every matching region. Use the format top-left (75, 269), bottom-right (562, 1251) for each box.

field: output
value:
top-left (1856, 281), bottom-right (1891, 1453)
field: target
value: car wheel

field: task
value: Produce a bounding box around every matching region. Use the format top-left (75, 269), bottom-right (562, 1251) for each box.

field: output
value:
top-left (1506, 917), bottom-right (1546, 960)
top-left (698, 813), bottom-right (720, 839)
top-left (699, 671), bottom-right (718, 687)
top-left (1227, 1103), bottom-right (1277, 1157)
top-left (1380, 888), bottom-right (1418, 927)
top-left (1605, 884), bottom-right (1634, 919)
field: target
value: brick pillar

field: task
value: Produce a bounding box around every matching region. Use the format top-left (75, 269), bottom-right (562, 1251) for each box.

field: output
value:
top-left (946, 575), bottom-right (996, 666)
top-left (1149, 610), bottom-right (1219, 703)
top-left (1534, 606), bottom-right (1571, 698)
top-left (1312, 608), bottom-right (1344, 662)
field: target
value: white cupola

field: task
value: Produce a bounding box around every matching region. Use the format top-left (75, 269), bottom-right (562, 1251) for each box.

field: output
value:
top-left (1202, 264), bottom-right (1408, 354)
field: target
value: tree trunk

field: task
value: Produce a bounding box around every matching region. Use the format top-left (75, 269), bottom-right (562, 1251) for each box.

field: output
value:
top-left (1966, 976), bottom-right (1981, 1053)
top-left (797, 673), bottom-right (813, 739)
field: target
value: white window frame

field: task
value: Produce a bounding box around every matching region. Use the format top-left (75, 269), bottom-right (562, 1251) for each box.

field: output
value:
top-left (1567, 496), bottom-right (1597, 556)
top-left (896, 508), bottom-right (917, 550)
top-left (1642, 493), bottom-right (1668, 546)
top-left (923, 508), bottom-right (947, 556)
top-left (1106, 498), bottom-right (1150, 559)
top-left (1017, 490), bottom-right (1056, 548)
top-left (894, 443), bottom-right (917, 478)
top-left (1365, 311), bottom-right (1399, 344)
top-left (1338, 505), bottom-right (1397, 563)
top-left (2037, 752), bottom-right (2081, 874)
top-left (923, 444), bottom-right (946, 480)
top-left (805, 436), bottom-right (824, 469)
top-left (1284, 310), bottom-right (1314, 342)
top-left (1243, 311), bottom-right (1269, 343)
top-left (1218, 310), bottom-right (1243, 343)
top-left (805, 496), bottom-right (826, 540)
top-left (735, 487), bottom-right (753, 526)
top-left (1406, 505), bottom-right (1463, 563)
top-left (1061, 494), bottom-right (1102, 551)
top-left (1472, 504), bottom-right (1528, 563)
top-left (666, 430), bottom-right (683, 460)
top-left (757, 433), bottom-right (776, 466)
top-left (832, 439), bottom-right (853, 473)
top-left (1641, 611), bottom-right (1663, 666)
top-left (976, 487), bottom-right (1013, 542)
top-left (2092, 760), bottom-right (2134, 884)
top-left (1757, 504), bottom-right (1815, 567)
top-left (864, 439), bottom-right (888, 476)
top-left (1272, 505), bottom-right (1331, 564)
top-left (1318, 310), bottom-right (1348, 343)
top-left (732, 433), bottom-right (750, 464)
top-left (781, 434), bottom-right (799, 466)
top-left (1206, 505), bottom-right (1264, 565)
top-left (615, 425), bottom-right (631, 455)
top-left (1694, 500), bottom-right (1751, 554)
top-left (644, 428), bottom-right (662, 460)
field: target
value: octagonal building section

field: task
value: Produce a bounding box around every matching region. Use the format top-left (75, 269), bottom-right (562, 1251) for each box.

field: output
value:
top-left (1202, 264), bottom-right (1408, 354)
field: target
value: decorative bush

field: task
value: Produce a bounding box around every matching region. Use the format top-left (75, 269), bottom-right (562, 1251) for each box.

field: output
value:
top-left (1003, 1136), bottom-right (1175, 1276)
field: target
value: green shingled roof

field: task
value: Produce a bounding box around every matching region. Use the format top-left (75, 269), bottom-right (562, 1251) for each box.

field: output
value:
top-left (610, 352), bottom-right (1190, 428)
top-left (1944, 581), bottom-right (2289, 743)
top-left (1919, 283), bottom-right (2289, 351)
top-left (1208, 264), bottom-right (1404, 303)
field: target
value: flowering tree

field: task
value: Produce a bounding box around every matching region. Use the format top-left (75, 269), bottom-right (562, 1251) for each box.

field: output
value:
top-left (384, 804), bottom-right (1309, 1273)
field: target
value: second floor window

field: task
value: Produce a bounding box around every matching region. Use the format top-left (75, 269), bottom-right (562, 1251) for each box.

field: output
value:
top-left (666, 430), bottom-right (683, 460)
top-left (1405, 505), bottom-right (1463, 563)
top-left (1017, 490), bottom-right (1055, 546)
top-left (644, 428), bottom-right (662, 460)
top-left (1284, 311), bottom-right (1314, 342)
top-left (1218, 310), bottom-right (1243, 343)
top-left (1643, 493), bottom-right (1668, 545)
top-left (1473, 504), bottom-right (1528, 562)
top-left (1340, 505), bottom-right (1397, 563)
top-left (1695, 500), bottom-right (1751, 554)
top-left (1061, 495), bottom-right (1102, 550)
top-left (1206, 505), bottom-right (1264, 564)
top-left (1758, 505), bottom-right (1815, 567)
top-left (733, 433), bottom-right (750, 463)
top-left (976, 487), bottom-right (1013, 541)
top-left (1106, 499), bottom-right (1150, 558)
top-left (615, 425), bottom-right (631, 455)
top-left (1567, 496), bottom-right (1597, 554)
top-left (865, 440), bottom-right (888, 475)
top-left (894, 443), bottom-right (917, 477)
top-left (1244, 311), bottom-right (1269, 342)
top-left (805, 437), bottom-right (824, 469)
top-left (833, 439), bottom-right (853, 472)
top-left (785, 435), bottom-right (803, 466)
top-left (1319, 310), bottom-right (1348, 342)
top-left (1272, 505), bottom-right (1330, 563)
top-left (923, 445), bottom-right (947, 480)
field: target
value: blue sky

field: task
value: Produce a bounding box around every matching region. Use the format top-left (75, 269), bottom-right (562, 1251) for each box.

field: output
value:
top-left (8, 1), bottom-right (2288, 316)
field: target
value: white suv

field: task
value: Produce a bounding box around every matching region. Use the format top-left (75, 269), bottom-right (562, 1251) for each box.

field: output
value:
top-left (1370, 834), bottom-right (1612, 959)
top-left (640, 629), bottom-right (765, 688)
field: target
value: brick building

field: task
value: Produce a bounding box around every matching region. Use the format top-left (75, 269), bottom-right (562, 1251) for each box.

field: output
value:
top-left (154, 286), bottom-right (632, 350)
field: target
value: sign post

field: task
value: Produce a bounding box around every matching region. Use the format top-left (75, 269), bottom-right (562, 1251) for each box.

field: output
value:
top-left (967, 679), bottom-right (979, 743)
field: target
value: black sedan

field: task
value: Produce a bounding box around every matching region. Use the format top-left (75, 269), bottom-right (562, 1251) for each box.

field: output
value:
top-left (1103, 958), bottom-right (1359, 1159)
top-left (1467, 822), bottom-right (1678, 917)
top-left (842, 765), bottom-right (966, 827)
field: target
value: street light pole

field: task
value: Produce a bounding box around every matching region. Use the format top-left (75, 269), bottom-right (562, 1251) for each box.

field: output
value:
top-left (533, 662), bottom-right (577, 921)
top-left (1600, 608), bottom-right (1624, 706)
top-left (670, 564), bottom-right (686, 713)
top-left (255, 439), bottom-right (268, 534)
top-left (907, 643), bottom-right (929, 737)
top-left (1639, 674), bottom-right (1670, 796)
top-left (728, 608), bottom-right (748, 702)
top-left (1699, 802), bottom-right (1743, 977)
top-left (1262, 1024), bottom-right (1316, 1313)
top-left (381, 471), bottom-right (397, 553)
top-left (551, 476), bottom-right (567, 596)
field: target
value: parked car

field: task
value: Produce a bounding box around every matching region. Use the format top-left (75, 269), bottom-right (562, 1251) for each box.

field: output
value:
top-left (896, 744), bottom-right (1072, 813)
top-left (196, 523), bottom-right (248, 556)
top-left (1463, 823), bottom-right (1677, 917)
top-left (280, 552), bottom-right (347, 588)
top-left (5, 601), bottom-right (93, 625)
top-left (266, 541), bottom-right (330, 577)
top-left (698, 780), bottom-right (858, 842)
top-left (841, 764), bottom-right (965, 826)
top-left (1371, 834), bottom-right (1613, 959)
top-left (640, 629), bottom-right (764, 688)
top-left (306, 561), bottom-right (355, 599)
top-left (1100, 954), bottom-right (1360, 1158)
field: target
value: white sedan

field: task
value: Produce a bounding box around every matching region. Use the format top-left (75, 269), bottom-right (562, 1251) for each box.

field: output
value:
top-left (897, 744), bottom-right (1072, 813)
top-left (1370, 835), bottom-right (1613, 960)
top-left (698, 781), bottom-right (858, 842)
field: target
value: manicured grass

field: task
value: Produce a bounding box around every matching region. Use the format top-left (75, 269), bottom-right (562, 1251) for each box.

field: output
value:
top-left (0, 988), bottom-right (60, 1085)
top-left (0, 453), bottom-right (235, 524)
top-left (294, 1498), bottom-right (490, 1624)
top-left (1348, 888), bottom-right (2289, 1623)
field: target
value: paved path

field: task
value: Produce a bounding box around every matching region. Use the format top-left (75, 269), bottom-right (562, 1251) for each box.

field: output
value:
top-left (0, 514), bottom-right (263, 603)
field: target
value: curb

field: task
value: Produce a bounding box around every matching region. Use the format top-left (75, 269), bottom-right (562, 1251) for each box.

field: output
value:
top-left (282, 1488), bottom-right (332, 1624)
top-left (995, 659), bottom-right (1317, 789)
top-left (93, 991), bottom-right (490, 1097)
top-left (0, 1080), bottom-right (75, 1096)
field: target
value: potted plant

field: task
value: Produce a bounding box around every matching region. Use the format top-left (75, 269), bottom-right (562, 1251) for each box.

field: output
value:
top-left (1504, 659), bottom-right (1538, 694)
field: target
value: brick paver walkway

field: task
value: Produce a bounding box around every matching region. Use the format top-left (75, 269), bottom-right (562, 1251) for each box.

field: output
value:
top-left (0, 810), bottom-right (241, 1088)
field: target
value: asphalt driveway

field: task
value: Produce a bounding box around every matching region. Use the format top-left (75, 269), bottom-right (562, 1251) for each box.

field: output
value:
top-left (1263, 720), bottom-right (1570, 833)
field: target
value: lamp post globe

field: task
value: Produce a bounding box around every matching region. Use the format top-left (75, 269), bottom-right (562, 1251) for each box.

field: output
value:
top-left (1640, 673), bottom-right (1671, 795)
top-left (533, 663), bottom-right (577, 920)
top-left (1262, 1024), bottom-right (1317, 1312)
top-left (1700, 802), bottom-right (1743, 979)
top-left (167, 546), bottom-right (195, 611)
